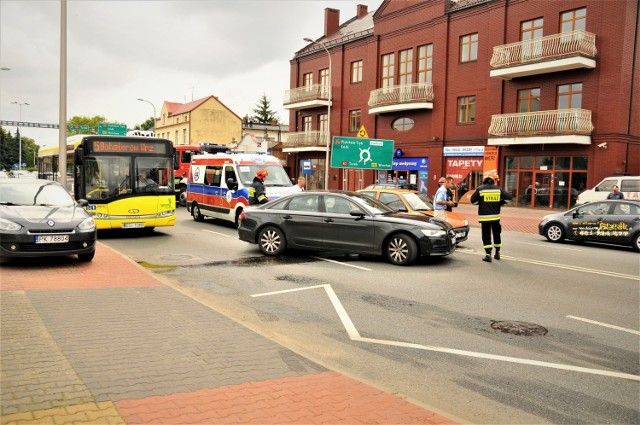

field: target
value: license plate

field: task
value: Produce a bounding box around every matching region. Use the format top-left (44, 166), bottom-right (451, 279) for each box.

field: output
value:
top-left (35, 235), bottom-right (69, 244)
top-left (456, 231), bottom-right (466, 238)
top-left (124, 223), bottom-right (144, 229)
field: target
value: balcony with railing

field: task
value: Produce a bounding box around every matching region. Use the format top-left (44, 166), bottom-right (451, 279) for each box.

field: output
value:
top-left (281, 131), bottom-right (329, 152)
top-left (488, 109), bottom-right (593, 146)
top-left (283, 84), bottom-right (330, 110)
top-left (368, 82), bottom-right (434, 115)
top-left (490, 30), bottom-right (597, 80)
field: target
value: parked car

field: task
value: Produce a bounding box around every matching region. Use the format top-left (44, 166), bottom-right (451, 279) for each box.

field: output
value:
top-left (539, 200), bottom-right (640, 252)
top-left (575, 176), bottom-right (640, 205)
top-left (357, 188), bottom-right (470, 243)
top-left (0, 179), bottom-right (97, 262)
top-left (238, 190), bottom-right (457, 266)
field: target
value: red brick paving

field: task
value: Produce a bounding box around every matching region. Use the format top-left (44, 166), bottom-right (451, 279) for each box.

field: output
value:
top-left (0, 244), bottom-right (163, 291)
top-left (115, 372), bottom-right (456, 425)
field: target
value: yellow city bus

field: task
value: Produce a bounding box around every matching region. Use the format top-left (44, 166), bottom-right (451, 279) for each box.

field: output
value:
top-left (36, 135), bottom-right (177, 231)
top-left (73, 135), bottom-right (176, 230)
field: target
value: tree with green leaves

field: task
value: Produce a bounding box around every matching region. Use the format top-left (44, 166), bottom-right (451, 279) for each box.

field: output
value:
top-left (0, 127), bottom-right (39, 171)
top-left (251, 94), bottom-right (279, 125)
top-left (134, 117), bottom-right (155, 131)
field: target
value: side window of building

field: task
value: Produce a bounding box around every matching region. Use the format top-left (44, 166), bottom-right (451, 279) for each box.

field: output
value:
top-left (417, 44), bottom-right (433, 84)
top-left (349, 110), bottom-right (362, 132)
top-left (351, 60), bottom-right (363, 83)
top-left (460, 33), bottom-right (478, 62)
top-left (381, 53), bottom-right (395, 88)
top-left (457, 96), bottom-right (476, 124)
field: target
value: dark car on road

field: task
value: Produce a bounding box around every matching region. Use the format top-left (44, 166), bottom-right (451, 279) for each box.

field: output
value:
top-left (539, 199), bottom-right (640, 252)
top-left (238, 190), bottom-right (457, 266)
top-left (0, 179), bottom-right (97, 262)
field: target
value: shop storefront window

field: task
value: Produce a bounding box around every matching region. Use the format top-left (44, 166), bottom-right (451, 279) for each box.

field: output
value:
top-left (572, 156), bottom-right (588, 170)
top-left (504, 155), bottom-right (588, 209)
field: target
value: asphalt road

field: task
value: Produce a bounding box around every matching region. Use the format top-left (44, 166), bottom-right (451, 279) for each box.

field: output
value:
top-left (100, 208), bottom-right (640, 424)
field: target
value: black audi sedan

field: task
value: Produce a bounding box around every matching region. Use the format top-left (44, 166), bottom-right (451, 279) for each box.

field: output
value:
top-left (238, 190), bottom-right (457, 266)
top-left (539, 199), bottom-right (640, 252)
top-left (0, 179), bottom-right (97, 262)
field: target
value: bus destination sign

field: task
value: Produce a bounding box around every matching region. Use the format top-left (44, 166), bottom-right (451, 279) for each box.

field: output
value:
top-left (91, 140), bottom-right (167, 154)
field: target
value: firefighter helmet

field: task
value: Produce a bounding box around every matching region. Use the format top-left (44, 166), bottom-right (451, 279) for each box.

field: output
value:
top-left (256, 169), bottom-right (269, 179)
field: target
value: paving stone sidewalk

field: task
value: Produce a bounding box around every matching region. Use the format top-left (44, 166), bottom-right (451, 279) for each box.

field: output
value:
top-left (1, 244), bottom-right (458, 425)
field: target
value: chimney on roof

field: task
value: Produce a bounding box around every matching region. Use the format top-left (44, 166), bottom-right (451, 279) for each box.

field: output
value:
top-left (357, 4), bottom-right (368, 18)
top-left (324, 8), bottom-right (340, 37)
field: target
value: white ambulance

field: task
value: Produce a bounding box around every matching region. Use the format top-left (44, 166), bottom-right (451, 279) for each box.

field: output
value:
top-left (186, 152), bottom-right (292, 226)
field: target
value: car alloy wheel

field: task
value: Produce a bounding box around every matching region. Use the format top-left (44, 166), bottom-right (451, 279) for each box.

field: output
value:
top-left (545, 224), bottom-right (565, 242)
top-left (192, 204), bottom-right (204, 222)
top-left (259, 226), bottom-right (285, 256)
top-left (633, 233), bottom-right (640, 253)
top-left (386, 234), bottom-right (417, 266)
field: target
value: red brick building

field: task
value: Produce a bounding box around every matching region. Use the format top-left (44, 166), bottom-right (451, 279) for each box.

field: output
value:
top-left (283, 0), bottom-right (639, 209)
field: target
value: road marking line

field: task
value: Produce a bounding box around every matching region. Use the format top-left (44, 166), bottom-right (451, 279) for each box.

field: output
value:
top-left (513, 241), bottom-right (582, 251)
top-left (310, 256), bottom-right (372, 271)
top-left (202, 230), bottom-right (230, 237)
top-left (252, 284), bottom-right (640, 382)
top-left (457, 249), bottom-right (639, 281)
top-left (567, 315), bottom-right (640, 336)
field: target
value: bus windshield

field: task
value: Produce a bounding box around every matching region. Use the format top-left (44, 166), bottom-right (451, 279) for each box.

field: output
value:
top-left (83, 156), bottom-right (174, 200)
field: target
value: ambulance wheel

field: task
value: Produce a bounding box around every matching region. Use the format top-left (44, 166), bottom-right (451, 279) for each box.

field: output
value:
top-left (192, 204), bottom-right (204, 222)
top-left (258, 226), bottom-right (286, 256)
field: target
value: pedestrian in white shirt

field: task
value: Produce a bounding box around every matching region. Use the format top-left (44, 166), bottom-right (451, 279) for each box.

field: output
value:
top-left (291, 176), bottom-right (306, 192)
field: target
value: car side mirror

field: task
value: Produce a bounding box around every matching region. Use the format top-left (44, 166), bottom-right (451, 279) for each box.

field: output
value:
top-left (226, 178), bottom-right (238, 191)
top-left (77, 199), bottom-right (89, 207)
top-left (350, 209), bottom-right (365, 218)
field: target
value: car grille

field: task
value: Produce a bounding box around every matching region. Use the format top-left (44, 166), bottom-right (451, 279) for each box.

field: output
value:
top-left (27, 229), bottom-right (75, 234)
top-left (1, 241), bottom-right (94, 253)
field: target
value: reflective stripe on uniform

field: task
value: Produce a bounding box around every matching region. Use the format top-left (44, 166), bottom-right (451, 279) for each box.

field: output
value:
top-left (478, 215), bottom-right (501, 222)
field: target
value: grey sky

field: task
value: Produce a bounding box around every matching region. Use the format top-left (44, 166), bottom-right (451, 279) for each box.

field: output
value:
top-left (0, 0), bottom-right (381, 148)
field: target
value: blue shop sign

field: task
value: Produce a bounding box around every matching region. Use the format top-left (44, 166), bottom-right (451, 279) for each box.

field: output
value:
top-left (392, 157), bottom-right (429, 170)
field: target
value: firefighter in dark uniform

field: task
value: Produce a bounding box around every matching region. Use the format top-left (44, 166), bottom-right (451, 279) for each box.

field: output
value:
top-left (249, 169), bottom-right (269, 205)
top-left (470, 173), bottom-right (512, 262)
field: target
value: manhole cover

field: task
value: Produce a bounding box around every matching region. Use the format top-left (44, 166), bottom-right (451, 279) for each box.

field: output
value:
top-left (490, 320), bottom-right (548, 336)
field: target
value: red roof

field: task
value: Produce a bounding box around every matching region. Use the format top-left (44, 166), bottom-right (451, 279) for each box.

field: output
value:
top-left (164, 96), bottom-right (212, 116)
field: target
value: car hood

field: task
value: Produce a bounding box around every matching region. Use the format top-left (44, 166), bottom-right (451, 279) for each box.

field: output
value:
top-left (412, 210), bottom-right (467, 228)
top-left (382, 211), bottom-right (453, 230)
top-left (0, 204), bottom-right (86, 224)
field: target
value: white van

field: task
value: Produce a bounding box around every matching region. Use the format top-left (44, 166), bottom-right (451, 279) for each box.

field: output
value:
top-left (575, 176), bottom-right (640, 205)
top-left (186, 152), bottom-right (292, 226)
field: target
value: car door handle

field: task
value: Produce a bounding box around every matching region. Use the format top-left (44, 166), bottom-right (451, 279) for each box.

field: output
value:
top-left (324, 218), bottom-right (334, 223)
top-left (283, 215), bottom-right (292, 220)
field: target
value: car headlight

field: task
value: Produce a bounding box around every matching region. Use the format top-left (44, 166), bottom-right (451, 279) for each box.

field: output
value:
top-left (463, 219), bottom-right (469, 226)
top-left (77, 217), bottom-right (96, 231)
top-left (93, 212), bottom-right (110, 219)
top-left (157, 209), bottom-right (175, 217)
top-left (421, 228), bottom-right (446, 237)
top-left (0, 217), bottom-right (22, 231)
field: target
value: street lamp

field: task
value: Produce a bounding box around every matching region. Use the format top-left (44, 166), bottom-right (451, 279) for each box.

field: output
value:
top-left (137, 98), bottom-right (157, 134)
top-left (11, 101), bottom-right (30, 171)
top-left (303, 37), bottom-right (332, 190)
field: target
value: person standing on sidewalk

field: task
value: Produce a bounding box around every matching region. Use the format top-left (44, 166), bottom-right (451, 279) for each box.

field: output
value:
top-left (438, 177), bottom-right (457, 212)
top-left (470, 173), bottom-right (512, 262)
top-left (434, 176), bottom-right (455, 220)
top-left (607, 185), bottom-right (624, 200)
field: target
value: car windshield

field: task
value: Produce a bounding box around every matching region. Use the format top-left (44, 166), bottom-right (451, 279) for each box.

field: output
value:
top-left (348, 193), bottom-right (394, 215)
top-left (237, 164), bottom-right (292, 187)
top-left (0, 182), bottom-right (75, 207)
top-left (401, 192), bottom-right (434, 211)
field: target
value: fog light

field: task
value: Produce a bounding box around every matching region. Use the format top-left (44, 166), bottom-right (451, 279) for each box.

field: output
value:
top-left (82, 242), bottom-right (88, 248)
top-left (10, 244), bottom-right (17, 251)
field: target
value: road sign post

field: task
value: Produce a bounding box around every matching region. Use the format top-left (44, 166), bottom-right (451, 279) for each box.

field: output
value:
top-left (330, 136), bottom-right (394, 170)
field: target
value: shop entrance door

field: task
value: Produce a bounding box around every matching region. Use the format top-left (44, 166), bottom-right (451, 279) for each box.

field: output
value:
top-left (532, 172), bottom-right (553, 209)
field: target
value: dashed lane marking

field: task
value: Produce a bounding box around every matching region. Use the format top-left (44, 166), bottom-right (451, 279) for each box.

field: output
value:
top-left (310, 256), bottom-right (372, 271)
top-left (252, 284), bottom-right (640, 382)
top-left (456, 248), bottom-right (639, 281)
top-left (567, 315), bottom-right (640, 336)
top-left (202, 229), bottom-right (231, 237)
top-left (513, 241), bottom-right (583, 251)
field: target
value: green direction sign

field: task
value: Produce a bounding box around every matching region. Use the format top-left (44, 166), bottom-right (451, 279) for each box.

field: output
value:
top-left (68, 124), bottom-right (91, 131)
top-left (98, 122), bottom-right (127, 136)
top-left (330, 136), bottom-right (394, 170)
